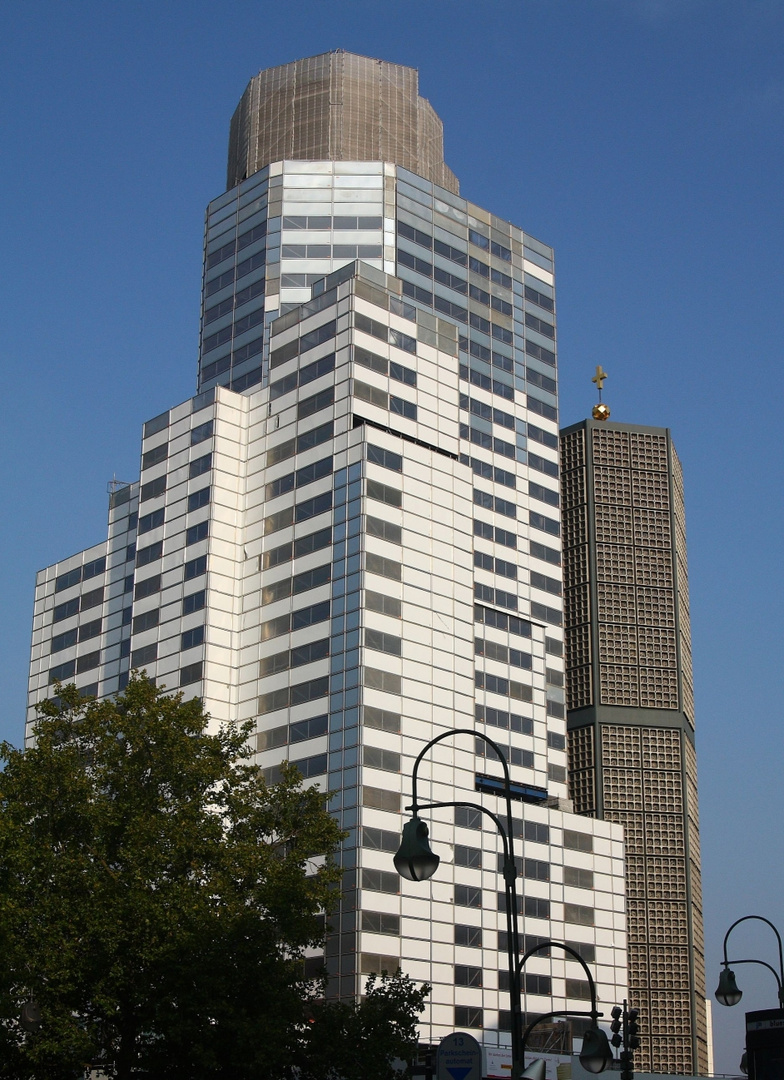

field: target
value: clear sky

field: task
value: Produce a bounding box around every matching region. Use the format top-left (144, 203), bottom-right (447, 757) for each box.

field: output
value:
top-left (1, 2), bottom-right (782, 1073)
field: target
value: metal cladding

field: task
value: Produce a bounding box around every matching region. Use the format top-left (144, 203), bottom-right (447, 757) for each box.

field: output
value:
top-left (227, 50), bottom-right (459, 194)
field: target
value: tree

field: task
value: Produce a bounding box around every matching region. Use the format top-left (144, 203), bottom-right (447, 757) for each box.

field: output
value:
top-left (0, 676), bottom-right (354, 1079)
top-left (299, 971), bottom-right (430, 1080)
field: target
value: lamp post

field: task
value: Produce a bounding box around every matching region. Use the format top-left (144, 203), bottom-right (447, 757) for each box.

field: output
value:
top-left (393, 728), bottom-right (525, 1078)
top-left (715, 915), bottom-right (784, 1009)
top-left (517, 940), bottom-right (612, 1074)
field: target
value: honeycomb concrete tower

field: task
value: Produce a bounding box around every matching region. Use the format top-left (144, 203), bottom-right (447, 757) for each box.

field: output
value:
top-left (28, 52), bottom-right (629, 1067)
top-left (560, 416), bottom-right (708, 1075)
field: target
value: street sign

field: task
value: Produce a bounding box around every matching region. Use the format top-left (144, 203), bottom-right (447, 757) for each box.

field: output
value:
top-left (437, 1031), bottom-right (482, 1080)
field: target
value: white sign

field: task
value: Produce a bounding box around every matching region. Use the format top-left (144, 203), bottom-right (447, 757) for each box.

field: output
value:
top-left (483, 1047), bottom-right (570, 1079)
top-left (437, 1031), bottom-right (483, 1080)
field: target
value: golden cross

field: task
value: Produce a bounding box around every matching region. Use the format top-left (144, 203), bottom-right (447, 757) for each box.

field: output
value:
top-left (592, 365), bottom-right (608, 392)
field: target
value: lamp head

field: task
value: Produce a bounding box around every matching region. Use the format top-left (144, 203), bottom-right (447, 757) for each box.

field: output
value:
top-left (521, 1060), bottom-right (546, 1079)
top-left (578, 1025), bottom-right (612, 1073)
top-left (716, 965), bottom-right (743, 1007)
top-left (393, 816), bottom-right (440, 882)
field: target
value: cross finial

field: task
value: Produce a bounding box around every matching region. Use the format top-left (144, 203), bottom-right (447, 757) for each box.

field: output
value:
top-left (592, 365), bottom-right (608, 392)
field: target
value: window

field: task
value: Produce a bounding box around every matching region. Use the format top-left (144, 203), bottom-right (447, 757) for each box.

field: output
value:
top-left (366, 516), bottom-right (402, 545)
top-left (531, 540), bottom-right (561, 567)
top-left (53, 597), bottom-right (80, 622)
top-left (362, 786), bottom-right (401, 812)
top-left (363, 705), bottom-right (400, 732)
top-left (184, 555), bottom-right (207, 581)
top-left (136, 541), bottom-right (163, 567)
top-left (134, 575), bottom-right (161, 600)
top-left (78, 618), bottom-right (102, 642)
top-left (50, 660), bottom-right (76, 683)
top-left (139, 508), bottom-right (164, 534)
top-left (55, 567), bottom-right (81, 593)
top-left (530, 481), bottom-right (559, 508)
top-left (290, 714), bottom-right (328, 743)
top-left (256, 725), bottom-right (287, 752)
top-left (525, 897), bottom-right (551, 919)
top-left (360, 869), bottom-right (399, 894)
top-left (525, 973), bottom-right (552, 996)
top-left (455, 965), bottom-right (482, 988)
top-left (186, 521), bottom-right (209, 546)
top-left (188, 487), bottom-right (210, 512)
top-left (191, 420), bottom-right (214, 445)
top-left (363, 746), bottom-right (401, 773)
top-left (183, 590), bottom-right (206, 615)
top-left (455, 885), bottom-right (482, 908)
top-left (140, 476), bottom-right (166, 503)
top-left (455, 806), bottom-right (482, 831)
top-left (180, 662), bottom-right (203, 686)
top-left (365, 591), bottom-right (401, 618)
top-left (367, 444), bottom-right (403, 472)
top-left (360, 952), bottom-right (400, 975)
top-left (524, 859), bottom-right (550, 882)
top-left (564, 903), bottom-right (594, 926)
top-left (361, 911), bottom-right (400, 935)
top-left (366, 552), bottom-right (401, 581)
top-left (531, 602), bottom-right (562, 627)
top-left (362, 826), bottom-right (400, 853)
top-left (189, 453), bottom-right (212, 478)
top-left (364, 628), bottom-right (401, 656)
top-left (295, 491), bottom-right (332, 523)
top-left (367, 479), bottom-right (402, 508)
top-left (363, 668), bottom-right (401, 694)
top-left (531, 571), bottom-right (561, 596)
top-left (51, 628), bottom-right (77, 653)
top-left (530, 511), bottom-right (560, 537)
top-left (132, 643), bottom-right (158, 668)
top-left (455, 925), bottom-right (482, 948)
top-left (142, 443), bottom-right (168, 469)
top-left (524, 821), bottom-right (550, 844)
top-left (454, 1007), bottom-right (482, 1030)
top-left (181, 626), bottom-right (205, 650)
top-left (455, 845), bottom-right (482, 869)
top-left (258, 676), bottom-right (329, 715)
top-left (389, 396), bottom-right (416, 420)
top-left (566, 979), bottom-right (592, 1001)
top-left (566, 941), bottom-right (596, 964)
top-left (564, 830), bottom-right (593, 853)
top-left (83, 557), bottom-right (105, 580)
top-left (133, 609), bottom-right (159, 634)
top-left (298, 386), bottom-right (334, 420)
top-left (564, 866), bottom-right (594, 890)
top-left (292, 563), bottom-right (331, 594)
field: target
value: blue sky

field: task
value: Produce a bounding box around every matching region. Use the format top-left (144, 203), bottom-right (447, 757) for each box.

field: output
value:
top-left (1, 2), bottom-right (782, 1073)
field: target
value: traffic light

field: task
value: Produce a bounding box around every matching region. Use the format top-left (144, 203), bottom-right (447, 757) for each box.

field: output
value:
top-left (611, 1000), bottom-right (641, 1080)
top-left (610, 1005), bottom-right (623, 1048)
top-left (626, 1007), bottom-right (640, 1051)
top-left (619, 1049), bottom-right (633, 1080)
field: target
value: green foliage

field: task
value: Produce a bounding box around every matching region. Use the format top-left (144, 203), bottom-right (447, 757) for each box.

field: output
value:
top-left (299, 971), bottom-right (430, 1080)
top-left (0, 677), bottom-right (352, 1079)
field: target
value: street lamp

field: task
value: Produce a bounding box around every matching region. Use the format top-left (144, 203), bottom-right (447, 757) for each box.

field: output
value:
top-left (518, 940), bottom-right (612, 1074)
top-left (715, 915), bottom-right (784, 1009)
top-left (393, 728), bottom-right (525, 1078)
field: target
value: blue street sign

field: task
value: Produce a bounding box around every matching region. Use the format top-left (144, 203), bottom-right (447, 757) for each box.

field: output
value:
top-left (436, 1031), bottom-right (483, 1080)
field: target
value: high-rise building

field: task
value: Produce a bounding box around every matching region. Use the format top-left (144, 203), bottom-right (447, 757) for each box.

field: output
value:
top-left (27, 51), bottom-right (628, 1061)
top-left (561, 416), bottom-right (707, 1075)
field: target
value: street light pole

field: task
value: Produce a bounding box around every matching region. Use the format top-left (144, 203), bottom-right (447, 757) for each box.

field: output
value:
top-left (715, 915), bottom-right (784, 1009)
top-left (517, 940), bottom-right (612, 1074)
top-left (393, 728), bottom-right (525, 1078)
